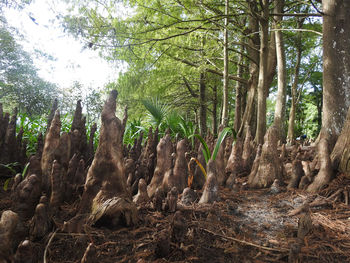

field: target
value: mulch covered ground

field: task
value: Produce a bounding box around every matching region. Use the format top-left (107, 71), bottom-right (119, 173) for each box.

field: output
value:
top-left (1, 175), bottom-right (350, 262)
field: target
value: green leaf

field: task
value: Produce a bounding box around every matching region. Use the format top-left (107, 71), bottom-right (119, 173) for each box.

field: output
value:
top-left (3, 178), bottom-right (11, 191)
top-left (211, 127), bottom-right (233, 161)
top-left (22, 162), bottom-right (30, 178)
top-left (189, 134), bottom-right (210, 163)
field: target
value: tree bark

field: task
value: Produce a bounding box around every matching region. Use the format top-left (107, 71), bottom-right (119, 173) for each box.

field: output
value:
top-left (199, 72), bottom-right (207, 137)
top-left (234, 50), bottom-right (244, 132)
top-left (321, 0), bottom-right (350, 146)
top-left (238, 6), bottom-right (259, 138)
top-left (221, 0), bottom-right (229, 127)
top-left (287, 24), bottom-right (303, 144)
top-left (255, 0), bottom-right (270, 145)
top-left (273, 0), bottom-right (287, 142)
top-left (212, 84), bottom-right (218, 136)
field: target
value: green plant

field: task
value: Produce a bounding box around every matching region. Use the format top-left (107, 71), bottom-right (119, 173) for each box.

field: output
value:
top-left (123, 118), bottom-right (147, 146)
top-left (190, 127), bottom-right (234, 163)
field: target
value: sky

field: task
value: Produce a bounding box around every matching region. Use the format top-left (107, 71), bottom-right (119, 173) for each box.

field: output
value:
top-left (3, 0), bottom-right (120, 93)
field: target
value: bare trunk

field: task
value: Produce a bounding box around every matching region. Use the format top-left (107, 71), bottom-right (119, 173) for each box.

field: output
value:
top-left (273, 0), bottom-right (287, 142)
top-left (287, 39), bottom-right (302, 144)
top-left (213, 84), bottom-right (218, 136)
top-left (255, 1), bottom-right (269, 145)
top-left (238, 9), bottom-right (259, 138)
top-left (199, 72), bottom-right (207, 137)
top-left (321, 0), bottom-right (350, 147)
top-left (234, 51), bottom-right (244, 132)
top-left (221, 0), bottom-right (229, 126)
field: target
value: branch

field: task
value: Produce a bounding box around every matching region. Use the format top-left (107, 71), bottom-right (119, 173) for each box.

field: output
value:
top-left (182, 76), bottom-right (198, 98)
top-left (271, 13), bottom-right (322, 17)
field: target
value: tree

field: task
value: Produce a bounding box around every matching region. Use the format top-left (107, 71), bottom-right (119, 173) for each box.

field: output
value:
top-left (0, 19), bottom-right (58, 116)
top-left (321, 0), bottom-right (350, 146)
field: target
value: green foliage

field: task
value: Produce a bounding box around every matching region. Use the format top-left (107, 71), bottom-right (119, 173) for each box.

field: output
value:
top-left (0, 18), bottom-right (58, 116)
top-left (123, 118), bottom-right (147, 146)
top-left (190, 127), bottom-right (233, 163)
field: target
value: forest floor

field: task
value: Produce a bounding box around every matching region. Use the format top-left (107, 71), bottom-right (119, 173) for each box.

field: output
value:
top-left (1, 175), bottom-right (350, 263)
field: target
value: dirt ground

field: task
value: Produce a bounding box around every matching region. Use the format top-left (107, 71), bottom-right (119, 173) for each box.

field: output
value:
top-left (2, 174), bottom-right (350, 263)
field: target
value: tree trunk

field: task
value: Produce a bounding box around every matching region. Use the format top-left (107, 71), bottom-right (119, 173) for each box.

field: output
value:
top-left (321, 0), bottom-right (350, 147)
top-left (234, 50), bottom-right (244, 132)
top-left (287, 27), bottom-right (302, 144)
top-left (199, 72), bottom-right (207, 137)
top-left (255, 0), bottom-right (270, 145)
top-left (221, 0), bottom-right (229, 127)
top-left (273, 0), bottom-right (287, 142)
top-left (238, 7), bottom-right (259, 138)
top-left (212, 84), bottom-right (218, 136)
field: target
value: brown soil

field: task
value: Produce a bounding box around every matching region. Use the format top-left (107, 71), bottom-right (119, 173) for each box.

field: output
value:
top-left (1, 175), bottom-right (350, 263)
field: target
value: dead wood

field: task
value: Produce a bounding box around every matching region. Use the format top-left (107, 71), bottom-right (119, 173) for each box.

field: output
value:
top-left (249, 126), bottom-right (282, 188)
top-left (80, 243), bottom-right (96, 263)
top-left (307, 138), bottom-right (334, 193)
top-left (199, 160), bottom-right (219, 204)
top-left (70, 90), bottom-right (137, 230)
top-left (147, 134), bottom-right (173, 197)
top-left (41, 110), bottom-right (61, 194)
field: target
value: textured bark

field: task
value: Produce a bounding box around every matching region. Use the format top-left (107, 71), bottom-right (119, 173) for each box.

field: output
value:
top-left (1, 108), bottom-right (17, 164)
top-left (46, 98), bottom-right (58, 133)
top-left (225, 138), bottom-right (243, 188)
top-left (87, 123), bottom-right (97, 163)
top-left (249, 126), bottom-right (282, 188)
top-left (12, 174), bottom-right (41, 220)
top-left (29, 203), bottom-right (51, 241)
top-left (68, 90), bottom-right (137, 230)
top-left (307, 138), bottom-right (334, 192)
top-left (180, 187), bottom-right (197, 205)
top-left (0, 211), bottom-right (20, 262)
top-left (41, 110), bottom-right (61, 194)
top-left (172, 139), bottom-right (189, 193)
top-left (49, 160), bottom-right (63, 209)
top-left (331, 106), bottom-right (350, 175)
top-left (321, 0), bottom-right (350, 145)
top-left (147, 134), bottom-right (173, 198)
top-left (133, 179), bottom-right (149, 205)
top-left (164, 187), bottom-right (178, 212)
top-left (287, 160), bottom-right (305, 189)
top-left (215, 136), bottom-right (227, 186)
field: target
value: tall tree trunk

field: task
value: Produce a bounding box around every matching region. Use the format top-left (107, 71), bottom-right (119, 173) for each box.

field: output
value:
top-left (255, 0), bottom-right (270, 145)
top-left (321, 0), bottom-right (350, 147)
top-left (273, 0), bottom-right (287, 142)
top-left (221, 0), bottom-right (229, 127)
top-left (213, 84), bottom-right (218, 136)
top-left (199, 72), bottom-right (207, 137)
top-left (234, 51), bottom-right (244, 132)
top-left (238, 5), bottom-right (259, 138)
top-left (287, 21), bottom-right (303, 144)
